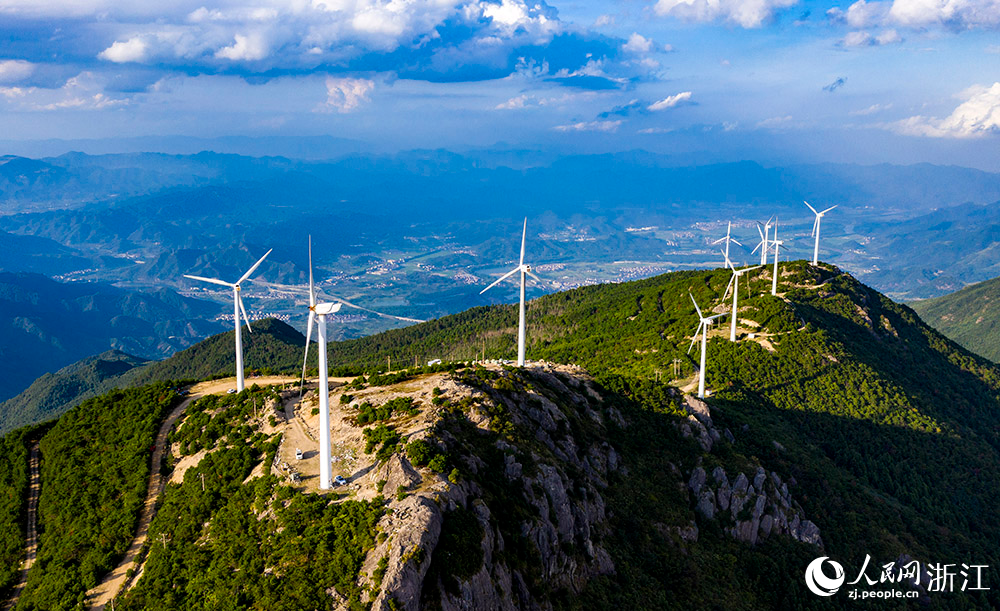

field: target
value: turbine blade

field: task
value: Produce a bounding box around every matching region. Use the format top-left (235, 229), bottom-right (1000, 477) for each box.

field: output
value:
top-left (183, 274), bottom-right (233, 288)
top-left (751, 239), bottom-right (765, 255)
top-left (711, 236), bottom-right (726, 244)
top-left (730, 238), bottom-right (742, 246)
top-left (723, 272), bottom-right (736, 300)
top-left (237, 248), bottom-right (273, 285)
top-left (238, 295), bottom-right (252, 333)
top-left (689, 292), bottom-right (703, 319)
top-left (821, 205), bottom-right (838, 214)
top-left (812, 217), bottom-right (819, 237)
top-left (300, 311), bottom-right (314, 398)
top-left (308, 236), bottom-right (316, 308)
top-left (480, 267), bottom-right (520, 294)
top-left (526, 270), bottom-right (541, 283)
top-left (756, 223), bottom-right (765, 240)
top-left (519, 218), bottom-right (527, 267)
top-left (804, 201), bottom-right (818, 215)
top-left (688, 323), bottom-right (703, 354)
top-left (708, 313), bottom-right (726, 321)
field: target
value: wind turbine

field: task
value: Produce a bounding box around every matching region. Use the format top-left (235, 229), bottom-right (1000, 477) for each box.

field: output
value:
top-left (712, 221), bottom-right (742, 267)
top-left (751, 217), bottom-right (774, 265)
top-left (480, 218), bottom-right (540, 367)
top-left (722, 256), bottom-right (762, 342)
top-left (299, 236), bottom-right (342, 491)
top-left (805, 201), bottom-right (837, 265)
top-left (688, 292), bottom-right (726, 399)
top-left (183, 248), bottom-right (272, 392)
top-left (771, 222), bottom-right (785, 296)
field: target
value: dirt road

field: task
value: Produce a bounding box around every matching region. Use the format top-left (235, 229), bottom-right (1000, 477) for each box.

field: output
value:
top-left (85, 377), bottom-right (295, 610)
top-left (3, 442), bottom-right (40, 611)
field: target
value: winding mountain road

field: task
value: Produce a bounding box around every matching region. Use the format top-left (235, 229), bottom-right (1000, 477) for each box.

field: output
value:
top-left (3, 442), bottom-right (40, 611)
top-left (86, 376), bottom-right (295, 610)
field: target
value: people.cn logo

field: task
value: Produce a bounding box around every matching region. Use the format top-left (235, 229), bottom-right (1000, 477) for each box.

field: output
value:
top-left (805, 556), bottom-right (846, 596)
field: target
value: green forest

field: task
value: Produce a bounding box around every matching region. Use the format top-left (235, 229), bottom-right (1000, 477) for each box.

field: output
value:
top-left (0, 426), bottom-right (30, 597)
top-left (14, 383), bottom-right (180, 611)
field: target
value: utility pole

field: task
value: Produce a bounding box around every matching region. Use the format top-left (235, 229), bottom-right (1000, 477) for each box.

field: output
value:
top-left (159, 533), bottom-right (169, 549)
top-left (200, 473), bottom-right (206, 491)
top-left (387, 356), bottom-right (391, 372)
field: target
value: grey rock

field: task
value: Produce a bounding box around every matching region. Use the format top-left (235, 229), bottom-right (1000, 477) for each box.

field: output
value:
top-left (688, 467), bottom-right (706, 496)
top-left (723, 428), bottom-right (736, 444)
top-left (717, 482), bottom-right (731, 512)
top-left (712, 466), bottom-right (728, 486)
top-left (683, 395), bottom-right (712, 425)
top-left (733, 473), bottom-right (749, 495)
top-left (696, 490), bottom-right (716, 519)
top-left (759, 514), bottom-right (774, 539)
top-left (753, 467), bottom-right (766, 491)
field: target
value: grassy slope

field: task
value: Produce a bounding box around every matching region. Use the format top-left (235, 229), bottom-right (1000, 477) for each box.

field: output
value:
top-left (910, 274), bottom-right (1000, 362)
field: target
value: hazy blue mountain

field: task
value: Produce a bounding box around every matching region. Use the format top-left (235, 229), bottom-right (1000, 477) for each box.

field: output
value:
top-left (0, 272), bottom-right (225, 402)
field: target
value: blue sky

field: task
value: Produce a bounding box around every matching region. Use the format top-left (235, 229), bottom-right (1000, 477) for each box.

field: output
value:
top-left (1, 0), bottom-right (999, 167)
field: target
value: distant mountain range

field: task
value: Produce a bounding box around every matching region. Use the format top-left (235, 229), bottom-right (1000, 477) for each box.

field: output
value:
top-left (0, 272), bottom-right (225, 403)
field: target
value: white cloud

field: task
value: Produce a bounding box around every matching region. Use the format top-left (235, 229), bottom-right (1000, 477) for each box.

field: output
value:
top-left (315, 76), bottom-right (375, 113)
top-left (622, 33), bottom-right (653, 54)
top-left (851, 102), bottom-right (893, 115)
top-left (638, 126), bottom-right (674, 134)
top-left (553, 119), bottom-right (622, 132)
top-left (99, 36), bottom-right (151, 63)
top-left (877, 28), bottom-right (903, 42)
top-left (648, 91), bottom-right (692, 111)
top-left (593, 14), bottom-right (615, 26)
top-left (653, 0), bottom-right (799, 28)
top-left (756, 115), bottom-right (794, 128)
top-left (0, 60), bottom-right (34, 84)
top-left (842, 28), bottom-right (903, 45)
top-left (215, 32), bottom-right (269, 61)
top-left (891, 82), bottom-right (1000, 137)
top-left (843, 30), bottom-right (875, 45)
top-left (846, 0), bottom-right (891, 27)
top-left (889, 0), bottom-right (1000, 27)
top-left (0, 71), bottom-right (129, 111)
top-left (495, 94), bottom-right (530, 109)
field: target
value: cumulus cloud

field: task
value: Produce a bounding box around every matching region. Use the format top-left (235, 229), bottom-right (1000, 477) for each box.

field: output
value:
top-left (889, 0), bottom-right (1000, 27)
top-left (215, 32), bottom-right (269, 61)
top-left (846, 0), bottom-right (891, 27)
top-left (553, 119), bottom-right (622, 132)
top-left (315, 76), bottom-right (375, 113)
top-left (891, 82), bottom-right (1000, 137)
top-left (0, 60), bottom-right (34, 84)
top-left (99, 37), bottom-right (151, 63)
top-left (833, 0), bottom-right (1000, 31)
top-left (0, 71), bottom-right (129, 111)
top-left (622, 33), bottom-right (654, 54)
top-left (653, 0), bottom-right (799, 28)
top-left (78, 0), bottom-right (610, 83)
top-left (648, 91), bottom-right (692, 110)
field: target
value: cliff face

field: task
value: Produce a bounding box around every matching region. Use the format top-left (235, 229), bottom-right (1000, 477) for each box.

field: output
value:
top-left (355, 363), bottom-right (821, 610)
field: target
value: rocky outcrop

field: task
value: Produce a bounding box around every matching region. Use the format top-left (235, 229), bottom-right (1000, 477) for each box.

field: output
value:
top-left (688, 465), bottom-right (822, 547)
top-left (360, 364), bottom-right (619, 611)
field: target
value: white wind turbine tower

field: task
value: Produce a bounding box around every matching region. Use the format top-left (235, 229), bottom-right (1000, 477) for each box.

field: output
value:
top-left (722, 256), bottom-right (762, 342)
top-left (184, 248), bottom-right (272, 392)
top-left (770, 221), bottom-right (785, 296)
top-left (688, 292), bottom-right (726, 399)
top-left (299, 236), bottom-right (343, 490)
top-left (480, 218), bottom-right (540, 367)
top-left (805, 201), bottom-right (837, 266)
top-left (712, 221), bottom-right (742, 267)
